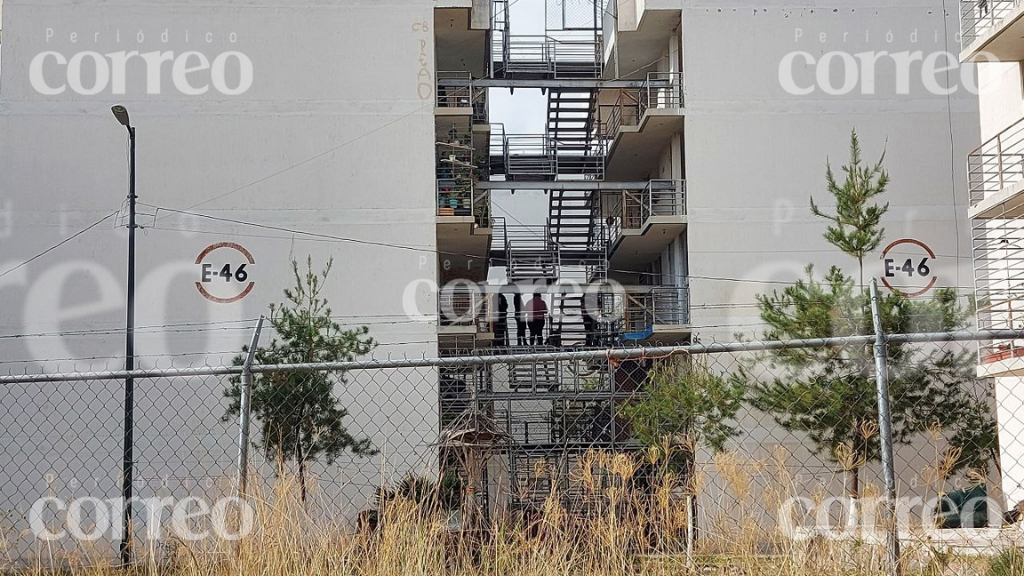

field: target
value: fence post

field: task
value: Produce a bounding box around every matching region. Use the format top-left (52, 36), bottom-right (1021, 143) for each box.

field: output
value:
top-left (869, 279), bottom-right (902, 576)
top-left (236, 315), bottom-right (264, 499)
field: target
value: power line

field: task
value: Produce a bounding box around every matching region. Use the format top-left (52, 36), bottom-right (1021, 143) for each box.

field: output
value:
top-left (150, 203), bottom-right (983, 291)
top-left (0, 211), bottom-right (118, 281)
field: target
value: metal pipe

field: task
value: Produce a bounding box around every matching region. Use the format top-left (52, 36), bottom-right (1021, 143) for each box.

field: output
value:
top-left (236, 316), bottom-right (265, 499)
top-left (870, 279), bottom-right (902, 576)
top-left (5, 330), bottom-right (1024, 384)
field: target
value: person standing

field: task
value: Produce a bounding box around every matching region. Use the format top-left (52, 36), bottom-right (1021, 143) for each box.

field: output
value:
top-left (495, 293), bottom-right (509, 348)
top-left (514, 293), bottom-right (527, 346)
top-left (526, 293), bottom-right (548, 346)
top-left (582, 298), bottom-right (596, 347)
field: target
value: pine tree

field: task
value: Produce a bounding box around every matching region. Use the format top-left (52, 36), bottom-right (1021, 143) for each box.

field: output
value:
top-left (744, 131), bottom-right (996, 499)
top-left (810, 129), bottom-right (890, 288)
top-left (224, 257), bottom-right (377, 503)
top-left (622, 357), bottom-right (744, 488)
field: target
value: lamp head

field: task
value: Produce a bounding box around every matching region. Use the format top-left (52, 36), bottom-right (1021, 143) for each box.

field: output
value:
top-left (111, 105), bottom-right (131, 128)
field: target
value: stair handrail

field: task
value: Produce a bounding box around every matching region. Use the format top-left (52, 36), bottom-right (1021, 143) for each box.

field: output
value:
top-left (642, 71), bottom-right (684, 115)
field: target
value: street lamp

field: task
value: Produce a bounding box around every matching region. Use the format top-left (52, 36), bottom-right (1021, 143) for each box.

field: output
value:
top-left (111, 104), bottom-right (136, 567)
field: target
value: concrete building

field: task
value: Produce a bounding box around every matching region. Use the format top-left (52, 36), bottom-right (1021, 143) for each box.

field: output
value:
top-left (438, 0), bottom-right (981, 514)
top-left (0, 0), bottom-right (458, 560)
top-left (961, 0), bottom-right (1024, 508)
top-left (0, 0), bottom-right (987, 561)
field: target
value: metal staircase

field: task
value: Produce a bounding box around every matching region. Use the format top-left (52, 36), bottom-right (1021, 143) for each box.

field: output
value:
top-left (506, 226), bottom-right (559, 284)
top-left (547, 186), bottom-right (607, 348)
top-left (548, 189), bottom-right (599, 259)
top-left (490, 0), bottom-right (510, 79)
top-left (509, 353), bottom-right (561, 390)
top-left (547, 88), bottom-right (599, 146)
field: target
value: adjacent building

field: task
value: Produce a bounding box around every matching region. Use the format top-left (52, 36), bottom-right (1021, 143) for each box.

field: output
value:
top-left (961, 0), bottom-right (1024, 508)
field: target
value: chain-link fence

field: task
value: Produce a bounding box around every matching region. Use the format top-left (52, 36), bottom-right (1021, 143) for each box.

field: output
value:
top-left (2, 295), bottom-right (1024, 574)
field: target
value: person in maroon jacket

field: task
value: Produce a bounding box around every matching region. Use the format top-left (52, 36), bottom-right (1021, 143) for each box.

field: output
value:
top-left (525, 293), bottom-right (548, 346)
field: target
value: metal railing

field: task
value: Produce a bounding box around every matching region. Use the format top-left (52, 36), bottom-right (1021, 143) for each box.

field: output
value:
top-left (601, 91), bottom-right (640, 138)
top-left (489, 122), bottom-right (507, 163)
top-left (973, 212), bottom-right (1024, 362)
top-left (505, 135), bottom-right (558, 176)
top-left (640, 72), bottom-right (684, 115)
top-left (473, 189), bottom-right (492, 228)
top-left (600, 73), bottom-right (683, 138)
top-left (502, 133), bottom-right (606, 178)
top-left (960, 0), bottom-right (1022, 49)
top-left (437, 180), bottom-right (473, 216)
top-left (494, 34), bottom-right (602, 78)
top-left (620, 285), bottom-right (691, 335)
top-left (506, 225), bottom-right (560, 283)
top-left (439, 284), bottom-right (491, 331)
top-left (491, 216), bottom-right (508, 260)
top-left (436, 179), bottom-right (490, 228)
top-left (601, 180), bottom-right (687, 246)
top-left (648, 179), bottom-right (687, 217)
top-left (968, 115), bottom-right (1024, 208)
top-left (497, 402), bottom-right (613, 447)
top-left (435, 71), bottom-right (474, 107)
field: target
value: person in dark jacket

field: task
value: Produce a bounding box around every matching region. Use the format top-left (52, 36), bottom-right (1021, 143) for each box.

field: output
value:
top-left (513, 293), bottom-right (527, 346)
top-left (495, 294), bottom-right (509, 348)
top-left (582, 298), bottom-right (597, 347)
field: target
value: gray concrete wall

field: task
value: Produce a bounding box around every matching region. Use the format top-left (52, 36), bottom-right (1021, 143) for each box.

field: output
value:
top-left (0, 0), bottom-right (441, 561)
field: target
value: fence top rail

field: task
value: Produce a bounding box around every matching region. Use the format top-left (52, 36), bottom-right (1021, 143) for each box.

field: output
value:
top-left (2, 330), bottom-right (1023, 385)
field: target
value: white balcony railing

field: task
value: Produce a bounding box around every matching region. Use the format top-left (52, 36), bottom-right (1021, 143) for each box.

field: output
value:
top-left (960, 0), bottom-right (1022, 50)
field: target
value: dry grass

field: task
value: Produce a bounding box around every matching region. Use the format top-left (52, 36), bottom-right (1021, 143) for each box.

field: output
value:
top-left (2, 449), bottom-right (1004, 576)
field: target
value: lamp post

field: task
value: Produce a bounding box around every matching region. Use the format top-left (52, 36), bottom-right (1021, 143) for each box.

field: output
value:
top-left (111, 105), bottom-right (135, 567)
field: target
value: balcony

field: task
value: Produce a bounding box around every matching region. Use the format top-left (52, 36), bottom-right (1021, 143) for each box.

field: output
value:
top-left (599, 73), bottom-right (684, 179)
top-left (617, 285), bottom-right (691, 344)
top-left (970, 118), bottom-right (1024, 376)
top-left (436, 71), bottom-right (489, 125)
top-left (959, 0), bottom-right (1024, 62)
top-left (488, 126), bottom-right (607, 180)
top-left (435, 5), bottom-right (490, 77)
top-left (973, 212), bottom-right (1024, 376)
top-left (967, 116), bottom-right (1024, 219)
top-left (603, 1), bottom-right (681, 74)
top-left (602, 180), bottom-right (686, 267)
top-left (436, 127), bottom-right (492, 278)
top-left (438, 284), bottom-right (493, 338)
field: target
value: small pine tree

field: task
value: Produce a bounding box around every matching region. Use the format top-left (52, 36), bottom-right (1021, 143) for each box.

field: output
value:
top-left (745, 130), bottom-right (996, 499)
top-left (224, 256), bottom-right (377, 503)
top-left (622, 358), bottom-right (744, 487)
top-left (810, 129), bottom-right (890, 288)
